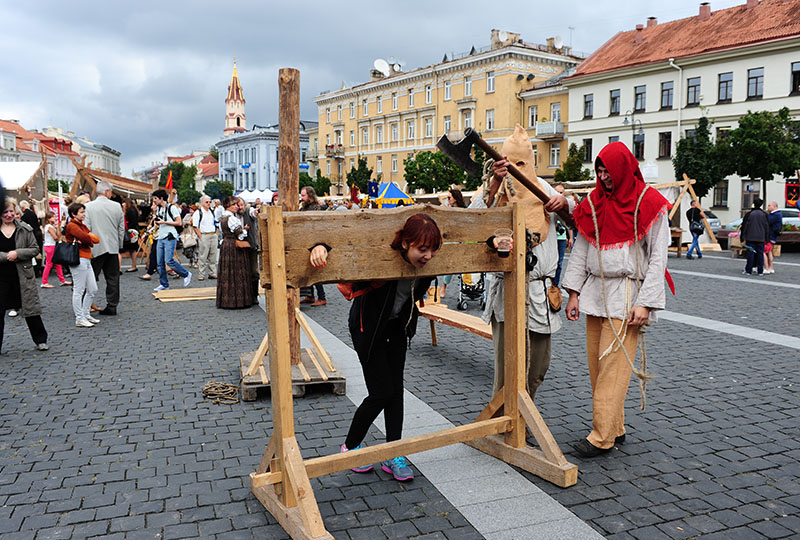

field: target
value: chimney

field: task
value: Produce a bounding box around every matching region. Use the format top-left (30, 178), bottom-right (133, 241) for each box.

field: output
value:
top-left (747, 0), bottom-right (758, 8)
top-left (634, 24), bottom-right (644, 44)
top-left (369, 69), bottom-right (385, 82)
top-left (647, 16), bottom-right (658, 28)
top-left (546, 37), bottom-right (555, 50)
top-left (699, 2), bottom-right (711, 21)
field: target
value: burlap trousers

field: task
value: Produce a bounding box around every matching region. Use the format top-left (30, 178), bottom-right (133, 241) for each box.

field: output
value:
top-left (491, 317), bottom-right (551, 401)
top-left (585, 315), bottom-right (639, 449)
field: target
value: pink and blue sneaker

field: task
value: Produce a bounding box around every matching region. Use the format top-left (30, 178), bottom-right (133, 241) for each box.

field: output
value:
top-left (381, 456), bottom-right (414, 481)
top-left (340, 444), bottom-right (373, 473)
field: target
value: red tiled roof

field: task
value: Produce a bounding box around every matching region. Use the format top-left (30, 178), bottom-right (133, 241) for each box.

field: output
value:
top-left (167, 155), bottom-right (195, 163)
top-left (200, 162), bottom-right (219, 178)
top-left (571, 0), bottom-right (800, 79)
top-left (200, 154), bottom-right (217, 165)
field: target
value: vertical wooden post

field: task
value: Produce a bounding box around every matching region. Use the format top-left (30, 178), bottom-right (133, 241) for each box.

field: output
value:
top-left (503, 203), bottom-right (527, 448)
top-left (278, 68), bottom-right (302, 366)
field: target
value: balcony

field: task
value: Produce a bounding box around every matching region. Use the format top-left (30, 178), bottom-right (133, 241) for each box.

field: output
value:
top-left (306, 148), bottom-right (319, 162)
top-left (535, 121), bottom-right (565, 139)
top-left (325, 144), bottom-right (345, 158)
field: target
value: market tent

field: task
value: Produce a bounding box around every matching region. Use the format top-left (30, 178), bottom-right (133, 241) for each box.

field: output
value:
top-left (0, 161), bottom-right (46, 200)
top-left (238, 189), bottom-right (273, 203)
top-left (374, 182), bottom-right (413, 208)
top-left (69, 156), bottom-right (154, 199)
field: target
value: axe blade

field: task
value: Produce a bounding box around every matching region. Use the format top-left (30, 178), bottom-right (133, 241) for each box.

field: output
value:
top-left (436, 133), bottom-right (481, 177)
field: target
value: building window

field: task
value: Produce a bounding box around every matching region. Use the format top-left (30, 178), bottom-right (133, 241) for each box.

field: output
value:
top-left (377, 95), bottom-right (382, 113)
top-left (661, 81), bottom-right (673, 109)
top-left (633, 133), bottom-right (645, 160)
top-left (376, 124), bottom-right (383, 144)
top-left (444, 116), bottom-right (451, 133)
top-left (463, 110), bottom-right (473, 129)
top-left (747, 67), bottom-right (764, 99)
top-left (425, 85), bottom-right (432, 104)
top-left (687, 77), bottom-right (701, 106)
top-left (583, 94), bottom-right (593, 118)
top-left (349, 130), bottom-right (355, 146)
top-left (658, 132), bottom-right (672, 158)
top-left (791, 62), bottom-right (800, 94)
top-left (363, 99), bottom-right (368, 116)
top-left (377, 156), bottom-right (382, 174)
top-left (685, 129), bottom-right (696, 142)
top-left (337, 105), bottom-right (342, 120)
top-left (350, 102), bottom-right (355, 118)
top-left (532, 146), bottom-right (537, 167)
top-left (716, 126), bottom-right (731, 140)
top-left (486, 109), bottom-right (494, 130)
top-left (408, 88), bottom-right (414, 107)
top-left (349, 158), bottom-right (355, 170)
top-left (609, 89), bottom-right (620, 115)
top-left (407, 120), bottom-right (415, 140)
top-left (362, 127), bottom-right (368, 145)
top-left (609, 135), bottom-right (619, 143)
top-left (486, 71), bottom-right (495, 93)
top-left (326, 161), bottom-right (331, 175)
top-left (464, 76), bottom-right (472, 97)
top-left (718, 72), bottom-right (733, 102)
top-left (634, 85), bottom-right (646, 112)
top-left (325, 108), bottom-right (330, 123)
top-left (392, 92), bottom-right (398, 110)
top-left (391, 123), bottom-right (398, 141)
top-left (713, 180), bottom-right (728, 207)
top-left (391, 154), bottom-right (398, 172)
top-left (336, 131), bottom-right (343, 144)
top-left (582, 139), bottom-right (593, 162)
top-left (528, 105), bottom-right (538, 128)
top-left (550, 102), bottom-right (561, 122)
top-left (444, 81), bottom-right (451, 101)
top-left (549, 143), bottom-right (560, 167)
top-left (423, 117), bottom-right (432, 137)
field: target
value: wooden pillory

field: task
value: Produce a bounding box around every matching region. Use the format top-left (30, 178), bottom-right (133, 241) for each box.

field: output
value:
top-left (250, 202), bottom-right (578, 539)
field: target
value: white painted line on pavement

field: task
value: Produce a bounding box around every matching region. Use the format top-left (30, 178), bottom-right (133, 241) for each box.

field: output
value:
top-left (667, 269), bottom-right (800, 289)
top-left (696, 254), bottom-right (800, 267)
top-left (659, 310), bottom-right (800, 350)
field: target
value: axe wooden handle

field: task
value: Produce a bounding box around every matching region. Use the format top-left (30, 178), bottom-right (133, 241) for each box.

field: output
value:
top-left (466, 129), bottom-right (573, 227)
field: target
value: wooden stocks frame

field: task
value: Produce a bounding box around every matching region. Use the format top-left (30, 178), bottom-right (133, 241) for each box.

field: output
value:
top-left (250, 203), bottom-right (577, 539)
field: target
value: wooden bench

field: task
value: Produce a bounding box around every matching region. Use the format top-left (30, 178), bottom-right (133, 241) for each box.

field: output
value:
top-left (418, 302), bottom-right (492, 346)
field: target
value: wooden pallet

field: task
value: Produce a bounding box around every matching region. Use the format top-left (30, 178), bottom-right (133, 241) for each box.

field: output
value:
top-left (240, 348), bottom-right (346, 401)
top-left (153, 286), bottom-right (217, 302)
top-left (418, 302), bottom-right (492, 346)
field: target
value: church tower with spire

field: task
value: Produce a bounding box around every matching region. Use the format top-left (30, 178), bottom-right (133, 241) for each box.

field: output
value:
top-left (224, 60), bottom-right (246, 136)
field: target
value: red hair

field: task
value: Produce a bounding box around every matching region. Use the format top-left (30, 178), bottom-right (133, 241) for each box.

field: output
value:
top-left (390, 213), bottom-right (442, 252)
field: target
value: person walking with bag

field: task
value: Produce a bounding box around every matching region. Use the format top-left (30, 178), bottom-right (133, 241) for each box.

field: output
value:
top-left (1, 200), bottom-right (49, 352)
top-left (685, 200), bottom-right (705, 260)
top-left (65, 203), bottom-right (101, 328)
top-left (41, 211), bottom-right (71, 288)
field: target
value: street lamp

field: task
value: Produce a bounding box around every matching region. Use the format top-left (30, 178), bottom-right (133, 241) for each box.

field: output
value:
top-left (622, 110), bottom-right (644, 136)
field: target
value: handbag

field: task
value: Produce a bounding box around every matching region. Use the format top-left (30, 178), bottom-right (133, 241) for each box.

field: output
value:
top-left (235, 239), bottom-right (250, 249)
top-left (52, 240), bottom-right (80, 267)
top-left (690, 221), bottom-right (704, 235)
top-left (547, 279), bottom-right (562, 312)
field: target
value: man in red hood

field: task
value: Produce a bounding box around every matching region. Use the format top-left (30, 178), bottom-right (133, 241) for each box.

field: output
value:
top-left (562, 142), bottom-right (670, 458)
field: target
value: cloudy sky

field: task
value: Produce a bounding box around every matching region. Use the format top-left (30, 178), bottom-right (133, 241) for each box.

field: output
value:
top-left (2, 0), bottom-right (745, 176)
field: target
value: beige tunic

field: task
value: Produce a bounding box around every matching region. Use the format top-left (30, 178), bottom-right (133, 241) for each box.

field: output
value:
top-left (561, 211), bottom-right (669, 322)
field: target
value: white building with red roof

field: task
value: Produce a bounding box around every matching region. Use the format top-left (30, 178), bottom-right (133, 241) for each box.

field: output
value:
top-left (0, 119), bottom-right (80, 183)
top-left (564, 0), bottom-right (800, 225)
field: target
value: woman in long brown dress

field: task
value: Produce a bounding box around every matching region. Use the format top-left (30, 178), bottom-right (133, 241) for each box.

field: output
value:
top-left (216, 196), bottom-right (253, 309)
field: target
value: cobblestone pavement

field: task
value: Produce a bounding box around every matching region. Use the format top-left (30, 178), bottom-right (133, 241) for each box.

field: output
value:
top-left (1, 251), bottom-right (799, 539)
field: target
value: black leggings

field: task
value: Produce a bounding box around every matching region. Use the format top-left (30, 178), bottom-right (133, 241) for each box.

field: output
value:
top-left (1, 314), bottom-right (47, 353)
top-left (345, 321), bottom-right (407, 449)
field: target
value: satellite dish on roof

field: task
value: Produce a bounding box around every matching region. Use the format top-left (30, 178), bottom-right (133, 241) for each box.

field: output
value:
top-left (393, 63), bottom-right (402, 72)
top-left (373, 58), bottom-right (391, 77)
top-left (554, 35), bottom-right (564, 49)
top-left (498, 30), bottom-right (508, 42)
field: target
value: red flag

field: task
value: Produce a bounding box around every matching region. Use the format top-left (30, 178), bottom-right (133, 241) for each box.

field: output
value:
top-left (165, 170), bottom-right (173, 190)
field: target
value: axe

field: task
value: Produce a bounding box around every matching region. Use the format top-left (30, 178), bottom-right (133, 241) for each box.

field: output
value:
top-left (437, 128), bottom-right (573, 226)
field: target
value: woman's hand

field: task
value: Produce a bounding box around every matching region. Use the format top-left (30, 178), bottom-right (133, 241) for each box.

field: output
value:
top-left (628, 306), bottom-right (650, 326)
top-left (7, 250), bottom-right (18, 262)
top-left (492, 237), bottom-right (514, 251)
top-left (309, 245), bottom-right (328, 268)
top-left (566, 291), bottom-right (580, 321)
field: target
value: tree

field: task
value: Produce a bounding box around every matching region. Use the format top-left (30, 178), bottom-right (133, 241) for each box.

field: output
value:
top-left (159, 162), bottom-right (201, 204)
top-left (346, 157), bottom-right (373, 194)
top-left (203, 180), bottom-right (234, 201)
top-left (464, 146), bottom-right (487, 191)
top-left (672, 116), bottom-right (726, 198)
top-left (717, 107), bottom-right (800, 196)
top-left (47, 178), bottom-right (70, 193)
top-left (403, 150), bottom-right (468, 193)
top-left (554, 144), bottom-right (592, 185)
top-left (208, 145), bottom-right (219, 160)
top-left (300, 170), bottom-right (331, 197)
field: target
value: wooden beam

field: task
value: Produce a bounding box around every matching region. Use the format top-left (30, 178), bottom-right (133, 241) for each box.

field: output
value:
top-left (251, 417), bottom-right (512, 487)
top-left (246, 333), bottom-right (270, 377)
top-left (518, 391), bottom-right (567, 466)
top-left (503, 203), bottom-right (526, 449)
top-left (668, 176), bottom-right (692, 220)
top-left (475, 390), bottom-right (505, 422)
top-left (467, 435), bottom-right (578, 488)
top-left (251, 484), bottom-right (334, 540)
top-left (295, 309), bottom-right (335, 372)
top-left (418, 304), bottom-right (492, 340)
top-left (282, 437), bottom-right (327, 537)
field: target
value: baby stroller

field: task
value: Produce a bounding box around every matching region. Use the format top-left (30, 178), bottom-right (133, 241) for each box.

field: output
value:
top-left (457, 272), bottom-right (485, 311)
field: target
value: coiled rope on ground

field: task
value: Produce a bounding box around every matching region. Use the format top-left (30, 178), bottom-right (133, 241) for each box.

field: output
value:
top-left (202, 380), bottom-right (240, 405)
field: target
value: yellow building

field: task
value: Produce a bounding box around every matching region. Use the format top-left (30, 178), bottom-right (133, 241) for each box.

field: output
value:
top-left (519, 72), bottom-right (573, 178)
top-left (313, 30), bottom-right (583, 193)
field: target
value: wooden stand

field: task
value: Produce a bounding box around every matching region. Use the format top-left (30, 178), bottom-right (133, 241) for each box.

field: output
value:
top-left (251, 202), bottom-right (577, 539)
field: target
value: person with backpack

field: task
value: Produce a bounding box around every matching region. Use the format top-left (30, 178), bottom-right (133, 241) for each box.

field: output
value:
top-left (151, 189), bottom-right (191, 292)
top-left (308, 213), bottom-right (442, 482)
top-left (685, 200), bottom-right (705, 260)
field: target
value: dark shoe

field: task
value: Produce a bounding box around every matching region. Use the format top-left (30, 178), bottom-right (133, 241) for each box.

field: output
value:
top-left (686, 255), bottom-right (694, 260)
top-left (126, 267), bottom-right (138, 273)
top-left (311, 299), bottom-right (327, 306)
top-left (300, 297), bottom-right (314, 304)
top-left (615, 434), bottom-right (626, 445)
top-left (571, 439), bottom-right (611, 458)
top-left (98, 307), bottom-right (117, 316)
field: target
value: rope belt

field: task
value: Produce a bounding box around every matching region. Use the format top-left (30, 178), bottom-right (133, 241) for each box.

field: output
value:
top-left (202, 380), bottom-right (240, 405)
top-left (588, 187), bottom-right (653, 410)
